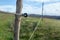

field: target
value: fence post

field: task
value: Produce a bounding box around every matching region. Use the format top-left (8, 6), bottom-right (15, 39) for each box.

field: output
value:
top-left (14, 0), bottom-right (22, 40)
top-left (42, 2), bottom-right (44, 21)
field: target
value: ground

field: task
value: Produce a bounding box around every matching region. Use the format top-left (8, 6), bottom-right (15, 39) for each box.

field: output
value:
top-left (0, 13), bottom-right (60, 40)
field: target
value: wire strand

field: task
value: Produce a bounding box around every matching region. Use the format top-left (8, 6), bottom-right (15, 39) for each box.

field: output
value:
top-left (28, 19), bottom-right (42, 40)
top-left (28, 2), bottom-right (44, 40)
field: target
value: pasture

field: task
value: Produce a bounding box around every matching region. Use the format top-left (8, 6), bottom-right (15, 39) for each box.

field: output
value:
top-left (0, 13), bottom-right (60, 40)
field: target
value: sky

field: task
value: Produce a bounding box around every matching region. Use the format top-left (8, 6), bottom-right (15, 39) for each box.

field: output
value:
top-left (0, 0), bottom-right (60, 16)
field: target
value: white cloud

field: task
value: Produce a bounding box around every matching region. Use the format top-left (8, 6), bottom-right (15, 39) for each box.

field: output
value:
top-left (44, 2), bottom-right (60, 16)
top-left (0, 1), bottom-right (60, 16)
top-left (26, 0), bottom-right (59, 2)
top-left (22, 2), bottom-right (60, 16)
top-left (22, 4), bottom-right (41, 14)
top-left (26, 0), bottom-right (49, 2)
top-left (0, 5), bottom-right (16, 12)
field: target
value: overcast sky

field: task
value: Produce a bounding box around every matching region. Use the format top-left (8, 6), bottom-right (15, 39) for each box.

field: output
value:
top-left (0, 0), bottom-right (60, 16)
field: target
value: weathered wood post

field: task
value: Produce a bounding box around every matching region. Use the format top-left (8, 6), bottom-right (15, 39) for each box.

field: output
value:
top-left (42, 2), bottom-right (44, 21)
top-left (14, 0), bottom-right (22, 40)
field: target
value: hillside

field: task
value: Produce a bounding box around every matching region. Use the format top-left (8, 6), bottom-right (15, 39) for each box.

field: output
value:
top-left (29, 14), bottom-right (60, 19)
top-left (0, 12), bottom-right (60, 40)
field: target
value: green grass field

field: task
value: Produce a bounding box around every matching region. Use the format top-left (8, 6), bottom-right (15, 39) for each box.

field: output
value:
top-left (0, 13), bottom-right (60, 40)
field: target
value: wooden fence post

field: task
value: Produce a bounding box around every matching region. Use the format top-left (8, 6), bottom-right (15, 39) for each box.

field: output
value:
top-left (42, 2), bottom-right (44, 21)
top-left (14, 0), bottom-right (22, 40)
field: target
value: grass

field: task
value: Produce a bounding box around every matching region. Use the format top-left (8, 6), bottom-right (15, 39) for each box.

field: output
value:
top-left (0, 13), bottom-right (60, 40)
top-left (0, 13), bottom-right (14, 40)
